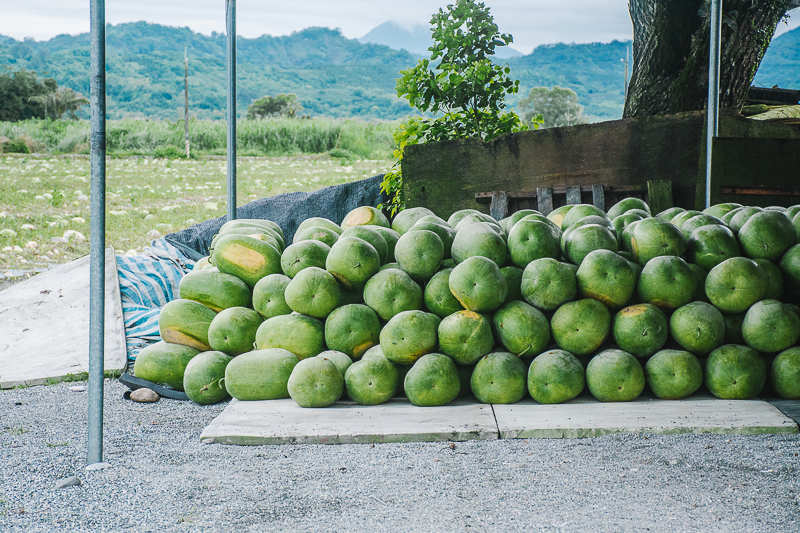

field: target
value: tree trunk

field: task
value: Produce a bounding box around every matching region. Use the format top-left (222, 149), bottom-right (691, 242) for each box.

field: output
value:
top-left (624, 0), bottom-right (793, 118)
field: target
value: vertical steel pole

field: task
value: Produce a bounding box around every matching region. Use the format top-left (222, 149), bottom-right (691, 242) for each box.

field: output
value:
top-left (185, 48), bottom-right (190, 158)
top-left (88, 0), bottom-right (106, 465)
top-left (226, 0), bottom-right (237, 222)
top-left (705, 0), bottom-right (722, 209)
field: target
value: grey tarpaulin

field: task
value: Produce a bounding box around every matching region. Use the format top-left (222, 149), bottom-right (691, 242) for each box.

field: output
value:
top-left (165, 174), bottom-right (389, 260)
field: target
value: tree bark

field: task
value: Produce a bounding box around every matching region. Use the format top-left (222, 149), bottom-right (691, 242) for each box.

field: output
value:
top-left (624, 0), bottom-right (794, 118)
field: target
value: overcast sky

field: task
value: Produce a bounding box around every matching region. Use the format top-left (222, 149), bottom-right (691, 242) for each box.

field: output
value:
top-left (2, 1), bottom-right (798, 54)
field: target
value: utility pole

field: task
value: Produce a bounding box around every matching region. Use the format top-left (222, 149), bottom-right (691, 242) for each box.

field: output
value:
top-left (226, 0), bottom-right (237, 222)
top-left (622, 46), bottom-right (630, 102)
top-left (705, 0), bottom-right (722, 209)
top-left (88, 0), bottom-right (106, 466)
top-left (184, 47), bottom-right (190, 158)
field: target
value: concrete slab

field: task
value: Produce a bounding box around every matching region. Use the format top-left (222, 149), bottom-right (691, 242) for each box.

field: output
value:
top-left (200, 398), bottom-right (499, 445)
top-left (493, 394), bottom-right (800, 439)
top-left (0, 248), bottom-right (127, 388)
top-left (769, 400), bottom-right (800, 427)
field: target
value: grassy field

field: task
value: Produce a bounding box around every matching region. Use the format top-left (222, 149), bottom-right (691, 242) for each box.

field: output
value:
top-left (0, 118), bottom-right (396, 159)
top-left (0, 153), bottom-right (392, 276)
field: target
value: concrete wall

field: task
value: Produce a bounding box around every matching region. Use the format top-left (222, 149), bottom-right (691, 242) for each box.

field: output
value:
top-left (402, 112), bottom-right (800, 219)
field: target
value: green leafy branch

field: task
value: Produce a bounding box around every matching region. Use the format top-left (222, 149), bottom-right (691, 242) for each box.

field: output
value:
top-left (380, 0), bottom-right (537, 215)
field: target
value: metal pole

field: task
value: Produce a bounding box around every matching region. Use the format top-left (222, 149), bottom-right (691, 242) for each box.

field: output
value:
top-left (226, 0), bottom-right (237, 222)
top-left (88, 0), bottom-right (106, 465)
top-left (185, 47), bottom-right (190, 159)
top-left (705, 0), bottom-right (722, 209)
top-left (625, 46), bottom-right (630, 101)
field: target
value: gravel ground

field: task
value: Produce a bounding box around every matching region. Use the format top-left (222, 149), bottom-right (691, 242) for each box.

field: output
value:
top-left (1, 380), bottom-right (799, 532)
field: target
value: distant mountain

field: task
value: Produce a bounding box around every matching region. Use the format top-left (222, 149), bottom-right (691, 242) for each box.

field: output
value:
top-left (0, 22), bottom-right (418, 120)
top-left (0, 22), bottom-right (796, 122)
top-left (754, 25), bottom-right (800, 90)
top-left (507, 40), bottom-right (632, 120)
top-left (359, 20), bottom-right (523, 59)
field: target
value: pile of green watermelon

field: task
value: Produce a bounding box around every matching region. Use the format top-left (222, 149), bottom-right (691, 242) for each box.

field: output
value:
top-left (133, 199), bottom-right (800, 408)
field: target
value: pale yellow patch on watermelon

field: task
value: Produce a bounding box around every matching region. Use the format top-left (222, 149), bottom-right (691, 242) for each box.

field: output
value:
top-left (222, 243), bottom-right (266, 273)
top-left (549, 213), bottom-right (565, 228)
top-left (351, 341), bottom-right (375, 358)
top-left (620, 304), bottom-right (649, 317)
top-left (344, 208), bottom-right (374, 227)
top-left (161, 329), bottom-right (211, 351)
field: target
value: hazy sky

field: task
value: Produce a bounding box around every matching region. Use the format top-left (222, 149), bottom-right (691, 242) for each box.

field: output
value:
top-left (2, 1), bottom-right (798, 54)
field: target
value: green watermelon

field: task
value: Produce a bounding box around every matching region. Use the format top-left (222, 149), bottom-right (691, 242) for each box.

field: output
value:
top-left (705, 344), bottom-right (766, 399)
top-left (612, 304), bottom-right (669, 358)
top-left (550, 299), bottom-right (611, 356)
top-left (288, 357), bottom-right (344, 407)
top-left (645, 349), bottom-right (703, 399)
top-left (363, 268), bottom-right (423, 321)
top-left (224, 348), bottom-right (299, 400)
top-left (207, 307), bottom-right (263, 356)
top-left (437, 310), bottom-right (494, 365)
top-left (404, 353), bottom-right (461, 406)
top-left (586, 349), bottom-right (645, 402)
top-left (527, 349), bottom-right (585, 404)
top-left (280, 240), bottom-right (330, 278)
top-left (492, 301), bottom-right (550, 359)
top-left (324, 304), bottom-right (381, 359)
top-left (134, 341), bottom-right (199, 391)
top-left (470, 352), bottom-right (527, 404)
top-left (449, 256), bottom-right (508, 313)
top-left (183, 351), bottom-right (233, 405)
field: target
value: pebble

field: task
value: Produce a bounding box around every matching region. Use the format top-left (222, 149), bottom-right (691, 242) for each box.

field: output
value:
top-left (130, 388), bottom-right (160, 403)
top-left (54, 476), bottom-right (81, 489)
top-left (86, 462), bottom-right (111, 472)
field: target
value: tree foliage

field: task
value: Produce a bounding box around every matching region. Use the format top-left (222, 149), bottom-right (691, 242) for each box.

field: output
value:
top-left (517, 86), bottom-right (587, 129)
top-left (382, 0), bottom-right (534, 215)
top-left (247, 93), bottom-right (303, 119)
top-left (28, 86), bottom-right (89, 120)
top-left (0, 68), bottom-right (57, 122)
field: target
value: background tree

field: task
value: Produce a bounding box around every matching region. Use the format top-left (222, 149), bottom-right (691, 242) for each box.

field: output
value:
top-left (517, 86), bottom-right (587, 129)
top-left (625, 0), bottom-right (798, 117)
top-left (247, 93), bottom-right (303, 119)
top-left (0, 68), bottom-right (57, 121)
top-left (29, 87), bottom-right (89, 120)
top-left (383, 0), bottom-right (536, 214)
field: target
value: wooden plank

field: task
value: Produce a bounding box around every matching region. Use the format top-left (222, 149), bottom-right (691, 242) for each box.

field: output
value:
top-left (489, 191), bottom-right (509, 220)
top-left (646, 179), bottom-right (674, 215)
top-left (475, 185), bottom-right (647, 203)
top-left (720, 186), bottom-right (800, 197)
top-left (406, 112), bottom-right (713, 218)
top-left (536, 187), bottom-right (553, 215)
top-left (705, 137), bottom-right (800, 208)
top-left (566, 186), bottom-right (581, 205)
top-left (592, 184), bottom-right (605, 211)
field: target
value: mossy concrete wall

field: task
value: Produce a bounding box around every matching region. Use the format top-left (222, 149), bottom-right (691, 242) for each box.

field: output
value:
top-left (402, 112), bottom-right (800, 219)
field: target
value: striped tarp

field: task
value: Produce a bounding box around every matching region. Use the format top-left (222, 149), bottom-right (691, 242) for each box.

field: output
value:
top-left (115, 239), bottom-right (194, 362)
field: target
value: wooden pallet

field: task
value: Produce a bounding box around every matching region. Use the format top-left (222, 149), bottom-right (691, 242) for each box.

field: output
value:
top-left (475, 180), bottom-right (674, 219)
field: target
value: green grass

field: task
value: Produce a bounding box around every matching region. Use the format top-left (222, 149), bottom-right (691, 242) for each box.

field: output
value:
top-left (0, 118), bottom-right (396, 159)
top-left (0, 153), bottom-right (392, 273)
